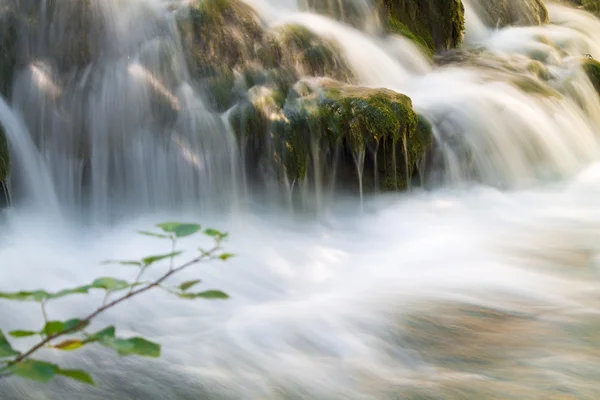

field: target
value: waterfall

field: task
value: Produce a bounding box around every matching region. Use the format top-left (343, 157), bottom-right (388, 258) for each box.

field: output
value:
top-left (7, 0), bottom-right (241, 219)
top-left (0, 96), bottom-right (60, 214)
top-left (2, 1), bottom-right (600, 398)
top-left (1, 0), bottom-right (598, 217)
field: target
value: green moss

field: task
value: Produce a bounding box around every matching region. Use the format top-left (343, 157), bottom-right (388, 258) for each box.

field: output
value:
top-left (0, 127), bottom-right (9, 181)
top-left (387, 17), bottom-right (434, 58)
top-left (582, 58), bottom-right (600, 95)
top-left (377, 0), bottom-right (465, 53)
top-left (582, 0), bottom-right (600, 16)
top-left (202, 72), bottom-right (236, 112)
top-left (273, 24), bottom-right (355, 83)
top-left (229, 78), bottom-right (432, 190)
top-left (277, 80), bottom-right (424, 187)
top-left (0, 9), bottom-right (17, 97)
top-left (181, 0), bottom-right (266, 76)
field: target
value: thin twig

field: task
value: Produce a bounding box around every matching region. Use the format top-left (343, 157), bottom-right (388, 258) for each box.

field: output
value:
top-left (101, 291), bottom-right (110, 307)
top-left (3, 243), bottom-right (221, 369)
top-left (169, 236), bottom-right (176, 272)
top-left (127, 267), bottom-right (146, 296)
top-left (40, 301), bottom-right (48, 323)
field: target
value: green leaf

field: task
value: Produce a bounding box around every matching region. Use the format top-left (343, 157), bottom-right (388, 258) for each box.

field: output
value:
top-left (0, 290), bottom-right (50, 302)
top-left (0, 286), bottom-right (94, 302)
top-left (179, 280), bottom-right (201, 291)
top-left (218, 253), bottom-right (235, 261)
top-left (137, 230), bottom-right (170, 239)
top-left (0, 330), bottom-right (19, 358)
top-left (43, 321), bottom-right (65, 336)
top-left (9, 330), bottom-right (38, 338)
top-left (48, 285), bottom-right (92, 299)
top-left (157, 222), bottom-right (202, 238)
top-left (142, 251), bottom-right (182, 266)
top-left (178, 290), bottom-right (229, 300)
top-left (43, 319), bottom-right (88, 336)
top-left (9, 360), bottom-right (57, 383)
top-left (91, 278), bottom-right (130, 291)
top-left (57, 368), bottom-right (95, 385)
top-left (84, 326), bottom-right (115, 344)
top-left (64, 319), bottom-right (88, 331)
top-left (103, 337), bottom-right (160, 358)
top-left (102, 260), bottom-right (143, 267)
top-left (203, 228), bottom-right (222, 238)
top-left (53, 339), bottom-right (83, 351)
top-left (156, 222), bottom-right (182, 232)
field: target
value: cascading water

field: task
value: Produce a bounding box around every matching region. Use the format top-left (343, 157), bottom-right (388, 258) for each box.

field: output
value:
top-left (3, 0), bottom-right (600, 398)
top-left (7, 0), bottom-right (241, 220)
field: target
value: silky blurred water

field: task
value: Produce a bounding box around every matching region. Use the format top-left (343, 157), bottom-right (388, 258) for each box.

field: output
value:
top-left (1, 0), bottom-right (600, 398)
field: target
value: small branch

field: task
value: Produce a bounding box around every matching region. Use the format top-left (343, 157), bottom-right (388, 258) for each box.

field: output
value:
top-left (127, 267), bottom-right (146, 296)
top-left (4, 244), bottom-right (222, 368)
top-left (169, 236), bottom-right (176, 272)
top-left (40, 301), bottom-right (48, 323)
top-left (101, 291), bottom-right (110, 307)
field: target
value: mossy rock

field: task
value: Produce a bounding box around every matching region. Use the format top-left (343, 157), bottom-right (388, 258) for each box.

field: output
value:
top-left (582, 58), bottom-right (600, 95)
top-left (558, 0), bottom-right (600, 16)
top-left (466, 0), bottom-right (548, 28)
top-left (179, 0), bottom-right (272, 77)
top-left (271, 24), bottom-right (355, 83)
top-left (230, 78), bottom-right (432, 191)
top-left (582, 0), bottom-right (600, 16)
top-left (377, 0), bottom-right (465, 54)
top-left (0, 127), bottom-right (9, 182)
top-left (178, 0), bottom-right (356, 112)
top-left (178, 0), bottom-right (283, 111)
top-left (0, 7), bottom-right (17, 97)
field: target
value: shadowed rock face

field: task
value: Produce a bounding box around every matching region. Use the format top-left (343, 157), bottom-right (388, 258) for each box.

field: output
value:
top-left (377, 0), bottom-right (465, 55)
top-left (0, 6), bottom-right (14, 182)
top-left (0, 5), bottom-right (16, 98)
top-left (583, 58), bottom-right (600, 94)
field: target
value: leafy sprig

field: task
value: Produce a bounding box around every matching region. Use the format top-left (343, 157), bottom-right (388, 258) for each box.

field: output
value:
top-left (0, 222), bottom-right (232, 385)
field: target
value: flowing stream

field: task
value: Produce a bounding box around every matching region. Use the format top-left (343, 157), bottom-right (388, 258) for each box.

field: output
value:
top-left (2, 0), bottom-right (600, 398)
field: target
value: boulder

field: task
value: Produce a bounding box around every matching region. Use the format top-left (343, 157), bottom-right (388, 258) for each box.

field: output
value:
top-left (178, 0), bottom-right (355, 112)
top-left (582, 57), bottom-right (600, 94)
top-left (230, 78), bottom-right (432, 191)
top-left (0, 128), bottom-right (8, 182)
top-left (557, 0), bottom-right (600, 16)
top-left (377, 0), bottom-right (465, 54)
top-left (0, 6), bottom-right (17, 97)
top-left (178, 0), bottom-right (278, 111)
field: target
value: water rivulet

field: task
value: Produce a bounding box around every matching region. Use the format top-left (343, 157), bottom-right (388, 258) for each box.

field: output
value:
top-left (2, 0), bottom-right (600, 398)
